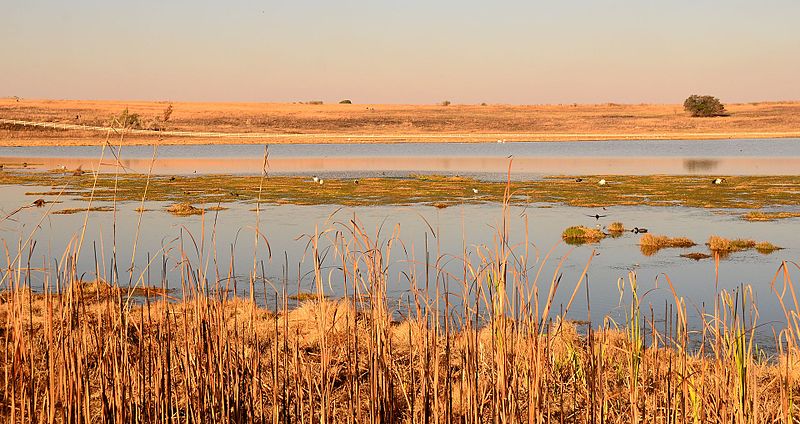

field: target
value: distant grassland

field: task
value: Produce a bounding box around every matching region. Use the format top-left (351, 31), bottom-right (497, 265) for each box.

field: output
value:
top-left (2, 171), bottom-right (800, 218)
top-left (2, 99), bottom-right (800, 145)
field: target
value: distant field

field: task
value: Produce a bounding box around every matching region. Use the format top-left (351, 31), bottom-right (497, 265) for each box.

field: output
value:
top-left (1, 98), bottom-right (800, 146)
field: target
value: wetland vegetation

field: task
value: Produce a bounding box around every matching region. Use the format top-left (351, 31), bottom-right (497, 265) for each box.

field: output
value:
top-left (2, 170), bottom-right (800, 215)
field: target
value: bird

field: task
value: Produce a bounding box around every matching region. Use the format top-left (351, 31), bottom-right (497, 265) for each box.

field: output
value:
top-left (632, 227), bottom-right (648, 234)
top-left (318, 179), bottom-right (324, 185)
top-left (472, 188), bottom-right (479, 194)
top-left (712, 178), bottom-right (724, 185)
top-left (575, 178), bottom-right (583, 182)
top-left (32, 199), bottom-right (45, 207)
top-left (353, 179), bottom-right (359, 185)
top-left (312, 176), bottom-right (319, 183)
top-left (587, 214), bottom-right (607, 220)
top-left (598, 179), bottom-right (607, 186)
top-left (169, 176), bottom-right (176, 182)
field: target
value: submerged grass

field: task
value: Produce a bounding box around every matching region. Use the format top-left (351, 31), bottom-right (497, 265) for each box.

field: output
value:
top-left (680, 252), bottom-right (713, 260)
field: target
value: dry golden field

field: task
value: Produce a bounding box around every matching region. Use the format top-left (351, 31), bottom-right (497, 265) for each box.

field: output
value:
top-left (1, 98), bottom-right (800, 146)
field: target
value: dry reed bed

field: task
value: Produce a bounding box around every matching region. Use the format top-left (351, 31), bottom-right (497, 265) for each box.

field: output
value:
top-left (2, 228), bottom-right (800, 422)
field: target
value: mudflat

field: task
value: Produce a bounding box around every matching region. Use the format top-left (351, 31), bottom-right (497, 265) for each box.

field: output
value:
top-left (2, 98), bottom-right (800, 146)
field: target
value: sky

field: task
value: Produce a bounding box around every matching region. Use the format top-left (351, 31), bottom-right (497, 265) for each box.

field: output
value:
top-left (2, 0), bottom-right (799, 104)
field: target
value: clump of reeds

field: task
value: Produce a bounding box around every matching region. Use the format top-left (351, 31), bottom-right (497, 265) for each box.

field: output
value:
top-left (640, 234), bottom-right (696, 248)
top-left (562, 225), bottom-right (605, 244)
top-left (166, 202), bottom-right (204, 216)
top-left (607, 221), bottom-right (625, 232)
top-left (707, 235), bottom-right (756, 252)
top-left (638, 233), bottom-right (695, 256)
top-left (755, 241), bottom-right (782, 254)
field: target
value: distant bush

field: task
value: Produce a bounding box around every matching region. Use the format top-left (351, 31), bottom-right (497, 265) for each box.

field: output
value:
top-left (480, 102), bottom-right (488, 106)
top-left (339, 99), bottom-right (352, 104)
top-left (305, 100), bottom-right (324, 105)
top-left (113, 108), bottom-right (141, 129)
top-left (683, 95), bottom-right (727, 117)
top-left (439, 100), bottom-right (451, 106)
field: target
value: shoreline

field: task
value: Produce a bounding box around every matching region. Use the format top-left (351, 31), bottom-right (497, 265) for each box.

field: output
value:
top-left (3, 99), bottom-right (800, 146)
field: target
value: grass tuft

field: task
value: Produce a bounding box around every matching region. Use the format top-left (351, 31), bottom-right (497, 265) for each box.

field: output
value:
top-left (166, 202), bottom-right (204, 216)
top-left (707, 235), bottom-right (756, 252)
top-left (562, 225), bottom-right (605, 244)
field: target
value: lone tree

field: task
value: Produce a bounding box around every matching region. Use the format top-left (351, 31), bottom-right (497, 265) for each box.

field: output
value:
top-left (683, 95), bottom-right (727, 117)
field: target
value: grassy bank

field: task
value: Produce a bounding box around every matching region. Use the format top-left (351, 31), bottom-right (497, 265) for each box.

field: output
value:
top-left (3, 99), bottom-right (800, 146)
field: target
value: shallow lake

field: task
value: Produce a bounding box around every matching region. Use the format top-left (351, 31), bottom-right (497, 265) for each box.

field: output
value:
top-left (1, 140), bottom-right (798, 348)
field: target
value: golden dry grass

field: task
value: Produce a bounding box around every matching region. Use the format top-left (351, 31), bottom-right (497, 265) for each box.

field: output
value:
top-left (639, 234), bottom-right (696, 248)
top-left (1, 287), bottom-right (798, 423)
top-left (166, 202), bottom-right (204, 216)
top-left (707, 236), bottom-right (757, 252)
top-left (639, 234), bottom-right (696, 256)
top-left (3, 99), bottom-right (800, 145)
top-left (755, 241), bottom-right (782, 254)
top-left (607, 221), bottom-right (625, 232)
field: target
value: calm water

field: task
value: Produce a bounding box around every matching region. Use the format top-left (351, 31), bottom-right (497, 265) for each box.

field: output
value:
top-left (2, 138), bottom-right (800, 176)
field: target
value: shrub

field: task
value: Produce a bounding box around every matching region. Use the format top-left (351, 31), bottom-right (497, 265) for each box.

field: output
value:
top-left (113, 108), bottom-right (141, 129)
top-left (440, 100), bottom-right (451, 106)
top-left (339, 99), bottom-right (352, 104)
top-left (305, 100), bottom-right (324, 105)
top-left (683, 95), bottom-right (727, 117)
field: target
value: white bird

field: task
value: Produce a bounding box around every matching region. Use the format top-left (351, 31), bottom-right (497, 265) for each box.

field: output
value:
top-left (598, 179), bottom-right (607, 186)
top-left (712, 178), bottom-right (724, 185)
top-left (312, 176), bottom-right (319, 183)
top-left (319, 179), bottom-right (324, 185)
top-left (472, 188), bottom-right (479, 194)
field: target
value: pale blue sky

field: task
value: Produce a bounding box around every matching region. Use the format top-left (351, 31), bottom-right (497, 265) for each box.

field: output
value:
top-left (2, 1), bottom-right (798, 103)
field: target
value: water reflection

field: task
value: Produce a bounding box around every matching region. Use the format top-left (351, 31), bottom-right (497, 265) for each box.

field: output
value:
top-left (2, 139), bottom-right (800, 176)
top-left (683, 159), bottom-right (719, 172)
